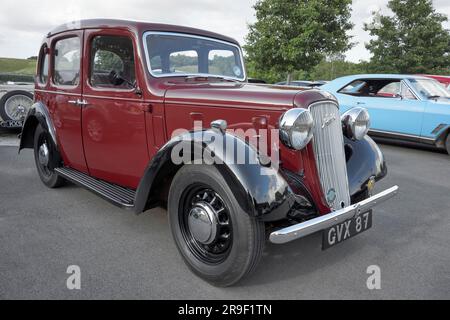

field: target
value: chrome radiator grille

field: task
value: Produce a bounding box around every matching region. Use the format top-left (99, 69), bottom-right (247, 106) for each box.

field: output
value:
top-left (309, 101), bottom-right (350, 211)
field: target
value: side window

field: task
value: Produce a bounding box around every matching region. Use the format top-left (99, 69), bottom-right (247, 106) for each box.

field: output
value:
top-left (38, 45), bottom-right (49, 84)
top-left (339, 80), bottom-right (367, 95)
top-left (90, 35), bottom-right (135, 88)
top-left (377, 82), bottom-right (400, 98)
top-left (53, 37), bottom-right (81, 86)
top-left (169, 50), bottom-right (198, 74)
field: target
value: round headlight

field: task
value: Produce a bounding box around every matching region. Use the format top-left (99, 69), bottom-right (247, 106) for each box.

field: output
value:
top-left (341, 107), bottom-right (370, 141)
top-left (279, 108), bottom-right (314, 150)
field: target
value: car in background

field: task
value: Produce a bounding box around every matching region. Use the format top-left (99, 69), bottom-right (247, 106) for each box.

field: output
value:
top-left (0, 82), bottom-right (34, 126)
top-left (321, 74), bottom-right (450, 155)
top-left (420, 75), bottom-right (450, 90)
top-left (247, 78), bottom-right (267, 84)
top-left (275, 80), bottom-right (327, 88)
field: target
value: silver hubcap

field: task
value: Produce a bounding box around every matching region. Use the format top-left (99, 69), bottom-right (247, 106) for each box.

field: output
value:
top-left (188, 202), bottom-right (218, 245)
top-left (4, 94), bottom-right (33, 120)
top-left (38, 142), bottom-right (49, 166)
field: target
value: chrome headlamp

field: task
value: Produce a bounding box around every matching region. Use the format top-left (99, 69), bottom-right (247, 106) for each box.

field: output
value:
top-left (341, 107), bottom-right (370, 141)
top-left (279, 108), bottom-right (314, 150)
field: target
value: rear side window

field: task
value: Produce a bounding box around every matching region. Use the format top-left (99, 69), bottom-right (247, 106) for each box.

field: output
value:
top-left (38, 45), bottom-right (49, 84)
top-left (339, 80), bottom-right (367, 94)
top-left (53, 37), bottom-right (81, 86)
top-left (90, 35), bottom-right (135, 88)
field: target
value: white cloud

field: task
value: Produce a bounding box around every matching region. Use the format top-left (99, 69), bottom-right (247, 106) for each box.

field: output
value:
top-left (0, 0), bottom-right (448, 62)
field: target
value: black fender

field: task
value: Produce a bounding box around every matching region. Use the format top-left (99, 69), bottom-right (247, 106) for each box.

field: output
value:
top-left (19, 101), bottom-right (58, 152)
top-left (19, 101), bottom-right (61, 170)
top-left (345, 135), bottom-right (387, 199)
top-left (134, 129), bottom-right (315, 222)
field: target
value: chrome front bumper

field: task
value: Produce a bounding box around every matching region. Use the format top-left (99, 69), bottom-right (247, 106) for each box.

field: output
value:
top-left (269, 185), bottom-right (399, 244)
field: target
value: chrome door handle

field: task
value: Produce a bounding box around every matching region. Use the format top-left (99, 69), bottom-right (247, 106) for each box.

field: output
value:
top-left (356, 101), bottom-right (366, 105)
top-left (77, 99), bottom-right (89, 106)
top-left (68, 99), bottom-right (88, 107)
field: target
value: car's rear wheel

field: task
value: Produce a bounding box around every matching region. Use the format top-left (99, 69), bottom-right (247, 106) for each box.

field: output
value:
top-left (33, 124), bottom-right (64, 188)
top-left (168, 164), bottom-right (265, 287)
top-left (0, 90), bottom-right (33, 121)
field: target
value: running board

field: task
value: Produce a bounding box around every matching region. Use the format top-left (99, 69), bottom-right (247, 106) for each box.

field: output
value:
top-left (55, 167), bottom-right (136, 209)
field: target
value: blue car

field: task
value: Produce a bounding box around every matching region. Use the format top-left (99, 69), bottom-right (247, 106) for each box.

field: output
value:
top-left (321, 74), bottom-right (450, 154)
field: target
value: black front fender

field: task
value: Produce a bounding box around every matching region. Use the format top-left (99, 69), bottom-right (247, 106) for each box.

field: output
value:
top-left (345, 135), bottom-right (387, 198)
top-left (134, 129), bottom-right (315, 221)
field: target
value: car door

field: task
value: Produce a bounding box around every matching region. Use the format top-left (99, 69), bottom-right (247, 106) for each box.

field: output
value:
top-left (355, 80), bottom-right (425, 137)
top-left (81, 30), bottom-right (149, 189)
top-left (49, 31), bottom-right (88, 173)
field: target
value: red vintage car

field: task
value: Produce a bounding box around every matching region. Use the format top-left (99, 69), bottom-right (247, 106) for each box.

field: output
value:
top-left (19, 19), bottom-right (398, 286)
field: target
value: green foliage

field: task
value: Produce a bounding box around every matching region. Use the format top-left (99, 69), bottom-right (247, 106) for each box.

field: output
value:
top-left (309, 59), bottom-right (369, 81)
top-left (244, 0), bottom-right (354, 82)
top-left (0, 57), bottom-right (37, 75)
top-left (364, 0), bottom-right (450, 74)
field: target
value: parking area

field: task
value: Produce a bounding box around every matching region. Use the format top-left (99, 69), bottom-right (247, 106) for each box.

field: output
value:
top-left (0, 131), bottom-right (449, 299)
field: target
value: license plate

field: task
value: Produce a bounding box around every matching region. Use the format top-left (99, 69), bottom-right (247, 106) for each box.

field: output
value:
top-left (0, 120), bottom-right (23, 128)
top-left (322, 210), bottom-right (372, 250)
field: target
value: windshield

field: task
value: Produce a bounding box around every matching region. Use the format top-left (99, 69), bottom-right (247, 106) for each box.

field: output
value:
top-left (144, 32), bottom-right (245, 81)
top-left (408, 78), bottom-right (450, 99)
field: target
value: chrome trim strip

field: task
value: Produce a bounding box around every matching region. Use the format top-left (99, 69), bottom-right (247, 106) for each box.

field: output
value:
top-left (269, 185), bottom-right (399, 244)
top-left (369, 129), bottom-right (435, 142)
top-left (142, 31), bottom-right (246, 81)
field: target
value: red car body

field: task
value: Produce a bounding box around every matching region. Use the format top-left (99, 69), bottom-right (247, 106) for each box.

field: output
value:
top-left (30, 19), bottom-right (337, 213)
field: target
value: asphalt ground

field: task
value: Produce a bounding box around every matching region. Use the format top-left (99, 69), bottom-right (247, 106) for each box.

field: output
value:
top-left (0, 131), bottom-right (449, 299)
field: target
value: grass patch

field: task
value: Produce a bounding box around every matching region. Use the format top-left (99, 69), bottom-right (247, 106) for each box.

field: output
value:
top-left (0, 57), bottom-right (37, 75)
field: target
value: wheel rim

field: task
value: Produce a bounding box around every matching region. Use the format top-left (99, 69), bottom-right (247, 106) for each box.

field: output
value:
top-left (4, 94), bottom-right (33, 120)
top-left (179, 184), bottom-right (233, 264)
top-left (36, 134), bottom-right (52, 178)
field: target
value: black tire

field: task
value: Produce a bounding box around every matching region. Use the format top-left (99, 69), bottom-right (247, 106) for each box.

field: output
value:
top-left (33, 124), bottom-right (64, 188)
top-left (446, 133), bottom-right (450, 155)
top-left (0, 90), bottom-right (33, 121)
top-left (168, 165), bottom-right (265, 287)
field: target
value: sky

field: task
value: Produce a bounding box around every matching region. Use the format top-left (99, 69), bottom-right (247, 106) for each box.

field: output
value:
top-left (0, 0), bottom-right (448, 62)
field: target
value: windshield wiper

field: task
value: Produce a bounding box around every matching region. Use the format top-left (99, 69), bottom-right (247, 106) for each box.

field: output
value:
top-left (427, 95), bottom-right (441, 100)
top-left (184, 75), bottom-right (239, 83)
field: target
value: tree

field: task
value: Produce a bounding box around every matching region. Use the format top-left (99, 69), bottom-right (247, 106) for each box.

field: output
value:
top-left (309, 56), bottom-right (368, 81)
top-left (244, 0), bottom-right (354, 83)
top-left (364, 0), bottom-right (450, 74)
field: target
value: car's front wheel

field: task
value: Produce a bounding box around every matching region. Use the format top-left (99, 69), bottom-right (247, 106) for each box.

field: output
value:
top-left (168, 164), bottom-right (265, 287)
top-left (33, 124), bottom-right (65, 188)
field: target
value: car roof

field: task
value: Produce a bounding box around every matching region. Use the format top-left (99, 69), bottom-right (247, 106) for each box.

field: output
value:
top-left (47, 19), bottom-right (240, 46)
top-left (337, 74), bottom-right (430, 81)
